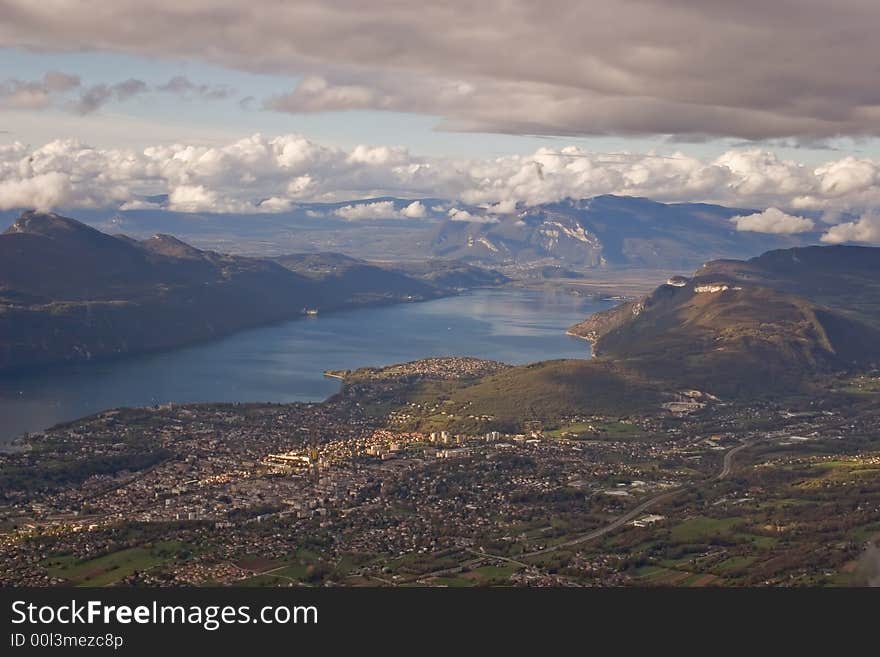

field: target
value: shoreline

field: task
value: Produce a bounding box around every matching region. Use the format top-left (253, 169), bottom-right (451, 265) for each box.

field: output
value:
top-left (0, 288), bottom-right (466, 381)
top-left (0, 286), bottom-right (602, 444)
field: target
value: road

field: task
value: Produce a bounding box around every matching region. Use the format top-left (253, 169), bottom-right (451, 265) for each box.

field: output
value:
top-left (521, 487), bottom-right (686, 557)
top-left (718, 441), bottom-right (751, 480)
top-left (521, 438), bottom-right (754, 557)
top-left (412, 438), bottom-right (756, 581)
top-left (465, 547), bottom-right (528, 567)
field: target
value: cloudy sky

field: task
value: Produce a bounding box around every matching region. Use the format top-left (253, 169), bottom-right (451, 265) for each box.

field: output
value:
top-left (2, 0), bottom-right (880, 242)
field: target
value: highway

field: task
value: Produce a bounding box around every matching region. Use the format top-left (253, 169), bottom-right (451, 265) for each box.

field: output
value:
top-left (521, 438), bottom-right (754, 557)
top-left (522, 487), bottom-right (687, 557)
top-left (411, 438), bottom-right (756, 582)
top-left (479, 438), bottom-right (755, 566)
top-left (719, 441), bottom-right (751, 480)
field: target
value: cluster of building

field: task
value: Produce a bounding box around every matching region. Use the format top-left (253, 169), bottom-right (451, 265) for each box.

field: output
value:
top-left (2, 360), bottom-right (878, 587)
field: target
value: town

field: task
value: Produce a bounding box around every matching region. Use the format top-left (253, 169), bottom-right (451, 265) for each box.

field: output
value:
top-left (1, 358), bottom-right (878, 587)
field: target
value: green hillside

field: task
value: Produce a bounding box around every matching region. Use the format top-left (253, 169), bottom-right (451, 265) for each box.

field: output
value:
top-left (569, 245), bottom-right (880, 396)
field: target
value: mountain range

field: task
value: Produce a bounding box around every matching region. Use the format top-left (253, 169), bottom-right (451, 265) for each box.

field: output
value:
top-left (0, 212), bottom-right (501, 374)
top-left (2, 195), bottom-right (823, 270)
top-left (431, 195), bottom-right (819, 269)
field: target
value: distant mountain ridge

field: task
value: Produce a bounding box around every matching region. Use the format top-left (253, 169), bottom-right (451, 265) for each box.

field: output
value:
top-left (568, 245), bottom-right (880, 395)
top-left (274, 253), bottom-right (508, 293)
top-left (1, 194), bottom-right (823, 271)
top-left (0, 211), bottom-right (306, 304)
top-left (0, 212), bottom-right (497, 374)
top-left (431, 196), bottom-right (820, 269)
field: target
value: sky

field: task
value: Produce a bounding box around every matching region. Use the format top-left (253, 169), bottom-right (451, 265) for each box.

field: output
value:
top-left (2, 0), bottom-right (880, 243)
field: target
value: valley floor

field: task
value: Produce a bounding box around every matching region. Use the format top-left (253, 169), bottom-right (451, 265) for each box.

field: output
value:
top-left (514, 267), bottom-right (675, 300)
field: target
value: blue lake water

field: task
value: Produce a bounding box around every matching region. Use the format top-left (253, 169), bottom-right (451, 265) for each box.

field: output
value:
top-left (0, 287), bottom-right (612, 443)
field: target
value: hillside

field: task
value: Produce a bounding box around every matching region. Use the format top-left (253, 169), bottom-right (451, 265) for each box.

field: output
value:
top-left (384, 259), bottom-right (509, 289)
top-left (568, 245), bottom-right (880, 395)
top-left (382, 245), bottom-right (880, 428)
top-left (0, 213), bottom-right (479, 374)
top-left (274, 252), bottom-right (506, 299)
top-left (273, 252), bottom-right (441, 307)
top-left (695, 245), bottom-right (880, 329)
top-left (440, 359), bottom-right (664, 429)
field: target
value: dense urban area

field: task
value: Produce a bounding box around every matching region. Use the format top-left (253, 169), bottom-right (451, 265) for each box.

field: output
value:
top-left (2, 357), bottom-right (878, 587)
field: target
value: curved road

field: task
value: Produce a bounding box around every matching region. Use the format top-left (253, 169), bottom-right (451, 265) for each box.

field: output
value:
top-left (521, 439), bottom-right (754, 558)
top-left (719, 441), bottom-right (751, 480)
top-left (522, 487), bottom-right (686, 557)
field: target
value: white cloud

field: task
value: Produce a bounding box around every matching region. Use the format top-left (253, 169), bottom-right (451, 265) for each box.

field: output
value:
top-left (256, 196), bottom-right (294, 212)
top-left (330, 199), bottom-right (431, 220)
top-left (821, 214), bottom-right (880, 244)
top-left (167, 185), bottom-right (219, 212)
top-left (267, 75), bottom-right (379, 113)
top-left (731, 208), bottom-right (816, 234)
top-left (2, 133), bottom-right (880, 220)
top-left (118, 199), bottom-right (161, 211)
top-left (815, 157), bottom-right (878, 197)
top-left (286, 175), bottom-right (314, 196)
top-left (447, 208), bottom-right (496, 223)
top-left (0, 172), bottom-right (74, 211)
top-left (346, 144), bottom-right (410, 166)
top-left (334, 200), bottom-right (400, 220)
top-left (485, 200), bottom-right (517, 214)
top-left (167, 185), bottom-right (253, 213)
top-left (401, 200), bottom-right (426, 218)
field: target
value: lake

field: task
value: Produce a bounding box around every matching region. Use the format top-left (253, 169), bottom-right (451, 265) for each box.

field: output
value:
top-left (0, 287), bottom-right (612, 444)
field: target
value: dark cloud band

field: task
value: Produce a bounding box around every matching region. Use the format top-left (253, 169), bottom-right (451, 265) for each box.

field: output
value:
top-left (1, 1), bottom-right (878, 139)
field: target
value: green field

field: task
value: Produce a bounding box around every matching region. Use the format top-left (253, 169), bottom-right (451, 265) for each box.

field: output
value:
top-left (429, 575), bottom-right (473, 587)
top-left (545, 422), bottom-right (596, 439)
top-left (666, 515), bottom-right (777, 551)
top-left (669, 516), bottom-right (746, 542)
top-left (713, 555), bottom-right (757, 573)
top-left (431, 563), bottom-right (522, 587)
top-left (545, 419), bottom-right (646, 440)
top-left (235, 547), bottom-right (355, 586)
top-left (43, 542), bottom-right (185, 586)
